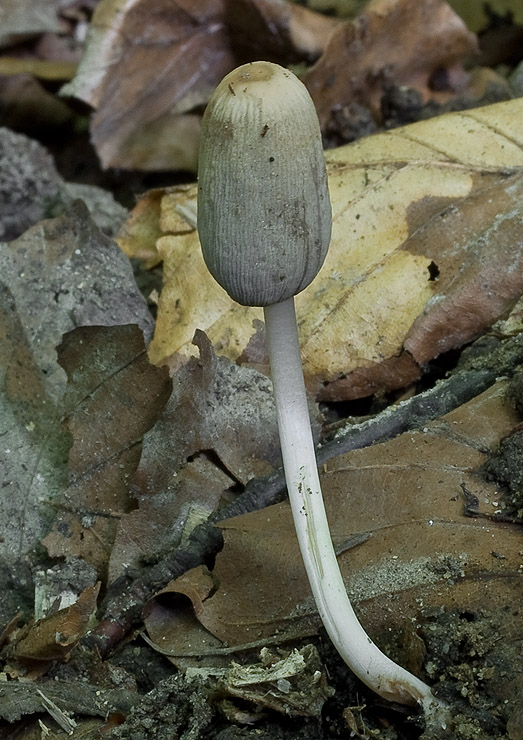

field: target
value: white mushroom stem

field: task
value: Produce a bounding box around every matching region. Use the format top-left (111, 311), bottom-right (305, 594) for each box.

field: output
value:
top-left (197, 60), bottom-right (449, 728)
top-left (264, 297), bottom-right (448, 724)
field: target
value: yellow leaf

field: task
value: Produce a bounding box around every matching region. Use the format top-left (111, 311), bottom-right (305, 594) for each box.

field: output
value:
top-left (138, 98), bottom-right (523, 398)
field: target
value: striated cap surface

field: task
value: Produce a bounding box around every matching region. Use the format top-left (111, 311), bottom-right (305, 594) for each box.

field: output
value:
top-left (197, 61), bottom-right (332, 307)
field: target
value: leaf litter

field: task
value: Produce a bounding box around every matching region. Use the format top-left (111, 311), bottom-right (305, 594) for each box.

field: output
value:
top-left (0, 2), bottom-right (522, 739)
top-left (143, 379), bottom-right (523, 736)
top-left (126, 98), bottom-right (523, 403)
top-left (107, 330), bottom-right (285, 583)
top-left (0, 202), bottom-right (154, 567)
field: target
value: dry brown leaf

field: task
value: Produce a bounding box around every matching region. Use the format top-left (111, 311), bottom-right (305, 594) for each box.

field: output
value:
top-left (62, 0), bottom-right (480, 170)
top-left (110, 332), bottom-right (286, 580)
top-left (11, 583), bottom-right (100, 662)
top-left (141, 98), bottom-right (523, 400)
top-left (144, 381), bottom-right (521, 663)
top-left (304, 0), bottom-right (478, 128)
top-left (116, 186), bottom-right (193, 269)
top-left (136, 331), bottom-right (281, 488)
top-left (0, 203), bottom-right (152, 561)
top-left (108, 454), bottom-right (233, 584)
top-left (61, 0), bottom-right (337, 170)
top-left (43, 325), bottom-right (171, 576)
top-left (0, 201), bottom-right (153, 402)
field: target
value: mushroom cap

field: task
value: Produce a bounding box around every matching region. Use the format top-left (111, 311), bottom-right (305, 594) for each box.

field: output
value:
top-left (197, 61), bottom-right (332, 307)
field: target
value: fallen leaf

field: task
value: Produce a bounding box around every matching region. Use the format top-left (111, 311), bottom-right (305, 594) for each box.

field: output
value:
top-left (0, 203), bottom-right (154, 561)
top-left (61, 0), bottom-right (336, 170)
top-left (0, 680), bottom-right (138, 723)
top-left (61, 0), bottom-right (481, 170)
top-left (0, 285), bottom-right (71, 561)
top-left (0, 201), bottom-right (152, 402)
top-left (108, 453), bottom-right (233, 584)
top-left (11, 583), bottom-right (100, 662)
top-left (144, 381), bottom-right (522, 660)
top-left (304, 0), bottom-right (478, 129)
top-left (43, 325), bottom-right (171, 576)
top-left (111, 332), bottom-right (285, 580)
top-left (138, 331), bottom-right (281, 487)
top-left (33, 557), bottom-right (98, 621)
top-left (116, 187), bottom-right (176, 268)
top-left (142, 98), bottom-right (523, 400)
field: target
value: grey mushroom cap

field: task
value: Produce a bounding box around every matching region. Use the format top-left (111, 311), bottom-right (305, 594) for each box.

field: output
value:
top-left (197, 61), bottom-right (332, 307)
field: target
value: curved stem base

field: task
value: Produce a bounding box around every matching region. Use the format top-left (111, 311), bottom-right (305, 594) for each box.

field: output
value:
top-left (264, 298), bottom-right (448, 727)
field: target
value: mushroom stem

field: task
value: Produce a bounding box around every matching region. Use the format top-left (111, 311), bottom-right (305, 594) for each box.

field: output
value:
top-left (264, 297), bottom-right (447, 723)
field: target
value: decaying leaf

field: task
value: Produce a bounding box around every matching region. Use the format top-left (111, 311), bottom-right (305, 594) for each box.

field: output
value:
top-left (144, 381), bottom-right (521, 664)
top-left (136, 98), bottom-right (523, 400)
top-left (0, 203), bottom-right (153, 560)
top-left (33, 557), bottom-right (98, 622)
top-left (0, 680), bottom-right (138, 723)
top-left (0, 285), bottom-right (71, 562)
top-left (61, 0), bottom-right (481, 171)
top-left (109, 332), bottom-right (285, 580)
top-left (135, 331), bottom-right (282, 488)
top-left (43, 325), bottom-right (171, 576)
top-left (115, 187), bottom-right (170, 268)
top-left (0, 201), bottom-right (152, 402)
top-left (10, 583), bottom-right (100, 662)
top-left (108, 453), bottom-right (233, 584)
top-left (60, 0), bottom-right (336, 170)
top-left (304, 0), bottom-right (478, 129)
top-left (219, 644), bottom-right (333, 717)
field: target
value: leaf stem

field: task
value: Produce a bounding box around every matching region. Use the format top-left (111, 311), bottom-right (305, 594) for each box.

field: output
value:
top-left (264, 297), bottom-right (448, 724)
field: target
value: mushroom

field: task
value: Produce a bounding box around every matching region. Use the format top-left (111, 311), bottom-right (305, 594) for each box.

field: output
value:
top-left (197, 61), bottom-right (448, 727)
